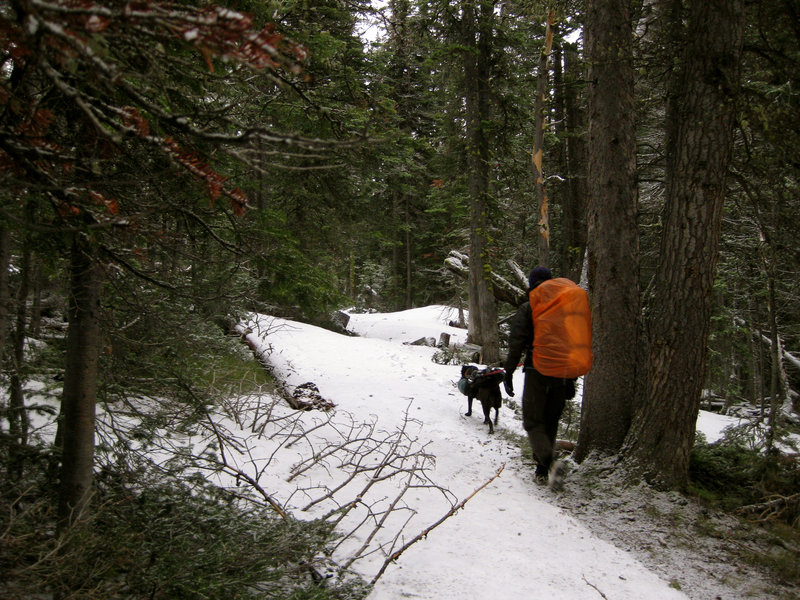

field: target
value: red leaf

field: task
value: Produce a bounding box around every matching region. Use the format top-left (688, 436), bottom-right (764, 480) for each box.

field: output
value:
top-left (229, 188), bottom-right (248, 216)
top-left (121, 106), bottom-right (150, 137)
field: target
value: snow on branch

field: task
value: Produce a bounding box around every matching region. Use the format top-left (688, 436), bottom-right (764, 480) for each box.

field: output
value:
top-left (445, 250), bottom-right (527, 307)
top-left (737, 492), bottom-right (800, 526)
top-left (733, 316), bottom-right (800, 371)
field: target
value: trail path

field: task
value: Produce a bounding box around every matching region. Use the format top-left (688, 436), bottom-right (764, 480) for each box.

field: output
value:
top-left (243, 307), bottom-right (689, 600)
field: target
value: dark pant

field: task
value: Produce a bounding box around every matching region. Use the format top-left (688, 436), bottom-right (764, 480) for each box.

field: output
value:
top-left (522, 369), bottom-right (575, 473)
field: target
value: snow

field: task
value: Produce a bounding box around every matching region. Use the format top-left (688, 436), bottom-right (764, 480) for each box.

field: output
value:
top-left (234, 305), bottom-right (753, 600)
top-left (21, 304), bottom-right (793, 598)
top-left (24, 303), bottom-right (784, 598)
top-left (695, 408), bottom-right (747, 444)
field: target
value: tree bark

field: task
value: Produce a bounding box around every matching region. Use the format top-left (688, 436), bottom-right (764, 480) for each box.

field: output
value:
top-left (405, 195), bottom-right (413, 309)
top-left (623, 0), bottom-right (745, 488)
top-left (444, 251), bottom-right (526, 307)
top-left (562, 42), bottom-right (588, 283)
top-left (532, 10), bottom-right (555, 268)
top-left (0, 228), bottom-right (10, 379)
top-left (7, 234), bottom-right (32, 481)
top-left (766, 271), bottom-right (781, 449)
top-left (575, 0), bottom-right (641, 461)
top-left (57, 236), bottom-right (102, 530)
top-left (462, 0), bottom-right (499, 363)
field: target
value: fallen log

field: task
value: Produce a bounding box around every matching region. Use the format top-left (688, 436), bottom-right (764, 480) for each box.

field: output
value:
top-left (444, 250), bottom-right (527, 307)
top-left (736, 492), bottom-right (800, 524)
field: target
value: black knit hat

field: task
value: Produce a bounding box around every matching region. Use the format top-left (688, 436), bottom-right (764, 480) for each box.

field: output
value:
top-left (528, 266), bottom-right (552, 289)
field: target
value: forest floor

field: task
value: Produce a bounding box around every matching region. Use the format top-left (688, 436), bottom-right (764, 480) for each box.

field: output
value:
top-left (550, 455), bottom-right (800, 600)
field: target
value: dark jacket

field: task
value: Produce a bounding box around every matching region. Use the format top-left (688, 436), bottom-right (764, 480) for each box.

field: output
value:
top-left (504, 285), bottom-right (578, 395)
top-left (504, 299), bottom-right (533, 375)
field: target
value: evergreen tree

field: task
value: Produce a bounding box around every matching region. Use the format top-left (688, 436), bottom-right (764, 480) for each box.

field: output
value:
top-left (576, 0), bottom-right (640, 461)
top-left (0, 0), bottom-right (355, 526)
top-left (623, 0), bottom-right (745, 489)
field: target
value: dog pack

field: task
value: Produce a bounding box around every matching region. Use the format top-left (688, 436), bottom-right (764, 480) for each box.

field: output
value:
top-left (458, 366), bottom-right (505, 397)
top-left (529, 278), bottom-right (593, 378)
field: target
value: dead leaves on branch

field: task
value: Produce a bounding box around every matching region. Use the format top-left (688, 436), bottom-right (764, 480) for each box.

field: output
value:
top-left (0, 0), bottom-right (319, 219)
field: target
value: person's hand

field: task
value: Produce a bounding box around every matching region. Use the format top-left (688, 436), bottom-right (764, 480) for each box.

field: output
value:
top-left (503, 372), bottom-right (514, 396)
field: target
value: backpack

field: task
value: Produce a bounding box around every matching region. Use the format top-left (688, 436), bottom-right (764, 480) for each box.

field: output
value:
top-left (458, 366), bottom-right (505, 396)
top-left (529, 278), bottom-right (593, 378)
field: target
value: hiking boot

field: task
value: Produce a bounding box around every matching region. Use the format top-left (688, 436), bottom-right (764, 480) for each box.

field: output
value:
top-left (548, 460), bottom-right (568, 492)
top-left (534, 464), bottom-right (549, 485)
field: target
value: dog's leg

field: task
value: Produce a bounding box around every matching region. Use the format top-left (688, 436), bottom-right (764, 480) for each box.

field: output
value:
top-left (466, 395), bottom-right (473, 416)
top-left (482, 402), bottom-right (493, 434)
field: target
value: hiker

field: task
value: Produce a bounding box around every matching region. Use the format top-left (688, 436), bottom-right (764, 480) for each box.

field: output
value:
top-left (503, 266), bottom-right (592, 485)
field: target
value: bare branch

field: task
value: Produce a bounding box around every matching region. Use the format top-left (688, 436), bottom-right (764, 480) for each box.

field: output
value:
top-left (369, 463), bottom-right (505, 585)
top-left (446, 250), bottom-right (526, 306)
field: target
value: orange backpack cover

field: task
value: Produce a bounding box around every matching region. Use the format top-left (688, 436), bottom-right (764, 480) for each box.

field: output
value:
top-left (529, 278), bottom-right (593, 378)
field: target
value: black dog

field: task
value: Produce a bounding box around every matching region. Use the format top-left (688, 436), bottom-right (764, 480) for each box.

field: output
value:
top-left (460, 365), bottom-right (503, 434)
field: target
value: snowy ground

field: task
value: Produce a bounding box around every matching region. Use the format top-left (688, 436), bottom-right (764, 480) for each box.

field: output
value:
top-left (235, 306), bottom-right (796, 600)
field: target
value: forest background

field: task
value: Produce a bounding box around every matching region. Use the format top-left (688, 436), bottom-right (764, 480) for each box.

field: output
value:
top-left (1, 0), bottom-right (799, 598)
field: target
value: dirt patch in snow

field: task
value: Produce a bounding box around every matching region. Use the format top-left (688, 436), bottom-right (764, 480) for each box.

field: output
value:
top-left (548, 456), bottom-right (799, 600)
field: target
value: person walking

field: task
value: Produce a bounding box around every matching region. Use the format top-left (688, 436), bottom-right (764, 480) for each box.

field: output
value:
top-left (503, 266), bottom-right (592, 487)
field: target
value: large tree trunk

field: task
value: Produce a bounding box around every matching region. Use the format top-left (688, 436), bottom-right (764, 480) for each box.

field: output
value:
top-left (57, 236), bottom-right (102, 530)
top-left (623, 0), bottom-right (745, 489)
top-left (1, 226), bottom-right (25, 482)
top-left (463, 0), bottom-right (499, 363)
top-left (532, 10), bottom-right (555, 268)
top-left (575, 0), bottom-right (641, 461)
top-left (562, 42), bottom-right (588, 283)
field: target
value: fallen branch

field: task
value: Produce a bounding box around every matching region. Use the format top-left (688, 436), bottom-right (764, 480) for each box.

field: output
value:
top-left (370, 463), bottom-right (505, 585)
top-left (445, 251), bottom-right (526, 307)
top-left (202, 405), bottom-right (289, 519)
top-left (582, 574), bottom-right (609, 599)
top-left (736, 492), bottom-right (800, 523)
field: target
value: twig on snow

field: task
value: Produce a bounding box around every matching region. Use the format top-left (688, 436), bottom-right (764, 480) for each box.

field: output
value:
top-left (582, 574), bottom-right (610, 599)
top-left (369, 463), bottom-right (505, 585)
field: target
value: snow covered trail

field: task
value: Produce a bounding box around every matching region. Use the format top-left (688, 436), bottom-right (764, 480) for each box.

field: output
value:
top-left (242, 307), bottom-right (688, 600)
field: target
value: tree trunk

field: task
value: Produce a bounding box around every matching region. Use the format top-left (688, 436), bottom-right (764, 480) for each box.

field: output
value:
top-left (444, 250), bottom-right (526, 307)
top-left (766, 272), bottom-right (780, 450)
top-left (7, 236), bottom-right (32, 481)
top-left (463, 0), bottom-right (499, 363)
top-left (57, 236), bottom-right (102, 530)
top-left (405, 195), bottom-right (413, 309)
top-left (575, 0), bottom-right (641, 461)
top-left (562, 42), bottom-right (588, 283)
top-left (532, 10), bottom-right (555, 268)
top-left (391, 189), bottom-right (402, 308)
top-left (623, 0), bottom-right (745, 488)
top-left (0, 227), bottom-right (10, 378)
top-left (349, 248), bottom-right (355, 301)
top-left (749, 305), bottom-right (765, 415)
